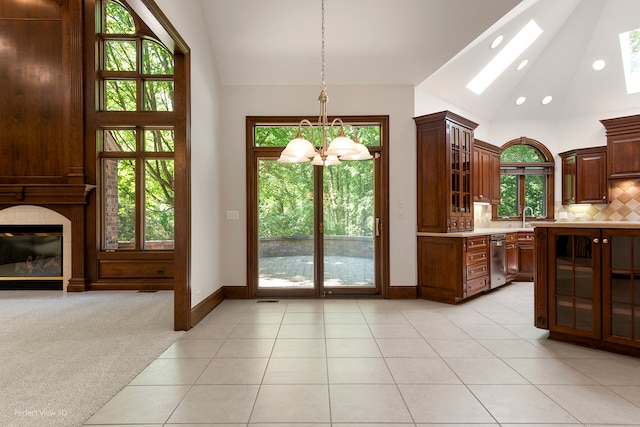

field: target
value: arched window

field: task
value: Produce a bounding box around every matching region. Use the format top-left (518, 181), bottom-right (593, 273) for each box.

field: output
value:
top-left (496, 137), bottom-right (554, 220)
top-left (96, 0), bottom-right (175, 250)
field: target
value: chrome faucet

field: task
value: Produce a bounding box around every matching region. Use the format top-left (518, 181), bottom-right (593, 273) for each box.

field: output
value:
top-left (522, 206), bottom-right (534, 228)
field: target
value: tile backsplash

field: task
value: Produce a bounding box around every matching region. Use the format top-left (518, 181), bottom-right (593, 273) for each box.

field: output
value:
top-left (556, 179), bottom-right (640, 222)
top-left (473, 179), bottom-right (640, 226)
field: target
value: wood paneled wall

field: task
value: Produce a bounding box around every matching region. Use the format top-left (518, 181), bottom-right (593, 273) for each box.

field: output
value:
top-left (0, 0), bottom-right (90, 290)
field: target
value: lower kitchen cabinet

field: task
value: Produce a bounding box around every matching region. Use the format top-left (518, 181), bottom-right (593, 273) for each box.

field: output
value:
top-left (516, 231), bottom-right (534, 281)
top-left (602, 229), bottom-right (640, 350)
top-left (535, 225), bottom-right (640, 357)
top-left (417, 234), bottom-right (489, 304)
top-left (506, 233), bottom-right (519, 282)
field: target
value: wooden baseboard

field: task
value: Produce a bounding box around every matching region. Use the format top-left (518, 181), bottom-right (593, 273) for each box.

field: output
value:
top-left (190, 287), bottom-right (224, 327)
top-left (388, 286), bottom-right (418, 299)
top-left (66, 278), bottom-right (87, 292)
top-left (224, 286), bottom-right (248, 299)
top-left (87, 281), bottom-right (174, 291)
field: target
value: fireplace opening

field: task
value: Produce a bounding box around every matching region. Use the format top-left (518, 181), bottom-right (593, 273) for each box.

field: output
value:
top-left (0, 225), bottom-right (63, 290)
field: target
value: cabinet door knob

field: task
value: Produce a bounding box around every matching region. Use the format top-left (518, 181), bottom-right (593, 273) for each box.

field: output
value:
top-left (593, 238), bottom-right (599, 244)
top-left (603, 238), bottom-right (609, 244)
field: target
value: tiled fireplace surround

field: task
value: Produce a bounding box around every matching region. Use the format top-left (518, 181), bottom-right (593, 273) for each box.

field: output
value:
top-left (0, 205), bottom-right (72, 290)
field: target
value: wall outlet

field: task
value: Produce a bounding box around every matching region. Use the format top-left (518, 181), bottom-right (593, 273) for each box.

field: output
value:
top-left (226, 210), bottom-right (239, 220)
top-left (397, 201), bottom-right (405, 219)
top-left (559, 212), bottom-right (568, 219)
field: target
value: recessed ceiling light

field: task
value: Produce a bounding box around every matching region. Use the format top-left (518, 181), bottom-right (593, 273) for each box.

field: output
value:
top-left (515, 96), bottom-right (527, 105)
top-left (541, 95), bottom-right (553, 105)
top-left (592, 59), bottom-right (606, 71)
top-left (516, 59), bottom-right (528, 71)
top-left (467, 19), bottom-right (543, 95)
top-left (491, 35), bottom-right (504, 49)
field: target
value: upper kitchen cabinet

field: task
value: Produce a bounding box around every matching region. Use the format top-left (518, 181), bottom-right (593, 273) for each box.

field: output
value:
top-left (414, 111), bottom-right (478, 233)
top-left (601, 114), bottom-right (640, 180)
top-left (559, 146), bottom-right (608, 205)
top-left (473, 139), bottom-right (502, 205)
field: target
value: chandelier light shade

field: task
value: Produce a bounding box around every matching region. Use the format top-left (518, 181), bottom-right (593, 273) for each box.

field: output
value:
top-left (277, 0), bottom-right (372, 166)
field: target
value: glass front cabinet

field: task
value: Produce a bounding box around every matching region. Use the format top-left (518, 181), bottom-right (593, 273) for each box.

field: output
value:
top-left (536, 226), bottom-right (640, 356)
top-left (548, 227), bottom-right (601, 340)
top-left (602, 229), bottom-right (640, 349)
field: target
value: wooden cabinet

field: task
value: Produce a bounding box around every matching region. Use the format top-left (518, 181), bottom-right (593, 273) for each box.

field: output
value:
top-left (547, 227), bottom-right (602, 340)
top-left (561, 153), bottom-right (576, 205)
top-left (535, 226), bottom-right (640, 356)
top-left (506, 233), bottom-right (518, 282)
top-left (417, 234), bottom-right (489, 304)
top-left (473, 139), bottom-right (502, 204)
top-left (415, 111), bottom-right (478, 233)
top-left (601, 114), bottom-right (640, 180)
top-left (560, 147), bottom-right (608, 204)
top-left (516, 231), bottom-right (535, 281)
top-left (601, 229), bottom-right (640, 351)
top-left (465, 235), bottom-right (490, 297)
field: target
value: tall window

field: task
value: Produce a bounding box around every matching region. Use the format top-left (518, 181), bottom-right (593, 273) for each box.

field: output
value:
top-left (96, 0), bottom-right (175, 250)
top-left (496, 137), bottom-right (554, 220)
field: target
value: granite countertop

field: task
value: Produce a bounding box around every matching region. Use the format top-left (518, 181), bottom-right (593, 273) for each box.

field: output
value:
top-left (417, 221), bottom-right (640, 237)
top-left (417, 227), bottom-right (534, 237)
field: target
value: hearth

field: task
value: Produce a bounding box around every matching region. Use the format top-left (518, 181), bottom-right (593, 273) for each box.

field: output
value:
top-left (0, 225), bottom-right (63, 290)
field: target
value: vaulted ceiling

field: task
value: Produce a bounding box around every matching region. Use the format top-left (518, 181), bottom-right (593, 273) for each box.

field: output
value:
top-left (201, 0), bottom-right (640, 121)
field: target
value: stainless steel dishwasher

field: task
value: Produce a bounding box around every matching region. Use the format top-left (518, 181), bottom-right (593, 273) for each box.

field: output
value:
top-left (489, 233), bottom-right (506, 289)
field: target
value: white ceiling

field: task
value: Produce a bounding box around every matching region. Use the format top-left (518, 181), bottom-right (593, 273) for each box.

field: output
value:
top-left (201, 0), bottom-right (640, 121)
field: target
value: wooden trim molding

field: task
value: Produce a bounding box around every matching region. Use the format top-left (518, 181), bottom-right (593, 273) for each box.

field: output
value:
top-left (389, 286), bottom-right (418, 299)
top-left (190, 287), bottom-right (224, 328)
top-left (224, 286), bottom-right (249, 299)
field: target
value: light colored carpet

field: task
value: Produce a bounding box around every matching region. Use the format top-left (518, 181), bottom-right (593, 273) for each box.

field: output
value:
top-left (0, 290), bottom-right (183, 427)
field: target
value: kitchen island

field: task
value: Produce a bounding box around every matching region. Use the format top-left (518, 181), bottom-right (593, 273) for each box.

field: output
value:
top-left (534, 221), bottom-right (640, 357)
top-left (417, 227), bottom-right (534, 304)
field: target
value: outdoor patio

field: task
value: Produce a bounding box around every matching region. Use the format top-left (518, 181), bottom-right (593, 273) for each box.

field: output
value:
top-left (259, 255), bottom-right (374, 288)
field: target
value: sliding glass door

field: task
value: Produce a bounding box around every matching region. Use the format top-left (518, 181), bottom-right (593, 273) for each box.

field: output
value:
top-left (248, 116), bottom-right (388, 298)
top-left (322, 159), bottom-right (375, 293)
top-left (257, 159), bottom-right (315, 290)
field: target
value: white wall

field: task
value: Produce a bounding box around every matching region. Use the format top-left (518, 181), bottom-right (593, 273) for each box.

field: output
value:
top-left (155, 0), bottom-right (224, 307)
top-left (220, 84), bottom-right (417, 288)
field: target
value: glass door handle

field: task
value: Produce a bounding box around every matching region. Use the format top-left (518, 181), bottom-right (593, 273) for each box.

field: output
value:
top-left (375, 218), bottom-right (381, 237)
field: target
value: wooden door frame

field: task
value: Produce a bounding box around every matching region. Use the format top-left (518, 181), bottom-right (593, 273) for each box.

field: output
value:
top-left (246, 115), bottom-right (390, 299)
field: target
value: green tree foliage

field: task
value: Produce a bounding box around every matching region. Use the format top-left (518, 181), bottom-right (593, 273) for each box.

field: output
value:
top-left (257, 126), bottom-right (377, 238)
top-left (259, 160), bottom-right (314, 237)
top-left (498, 174), bottom-right (517, 217)
top-left (104, 0), bottom-right (135, 34)
top-left (498, 144), bottom-right (546, 217)
top-left (629, 29), bottom-right (640, 72)
top-left (116, 159), bottom-right (136, 244)
top-left (501, 144), bottom-right (544, 162)
top-left (101, 1), bottom-right (175, 246)
top-left (145, 160), bottom-right (175, 242)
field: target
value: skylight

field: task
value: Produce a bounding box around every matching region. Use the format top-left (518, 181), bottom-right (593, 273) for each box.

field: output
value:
top-left (619, 28), bottom-right (640, 94)
top-left (467, 19), bottom-right (543, 95)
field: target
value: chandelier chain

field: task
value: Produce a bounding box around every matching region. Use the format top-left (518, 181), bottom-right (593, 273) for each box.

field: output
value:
top-left (278, 0), bottom-right (372, 165)
top-left (321, 0), bottom-right (325, 86)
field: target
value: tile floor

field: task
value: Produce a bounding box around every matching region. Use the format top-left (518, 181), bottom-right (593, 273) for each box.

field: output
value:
top-left (84, 282), bottom-right (640, 426)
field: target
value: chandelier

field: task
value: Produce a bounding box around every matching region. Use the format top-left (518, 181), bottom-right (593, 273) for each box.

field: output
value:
top-left (277, 0), bottom-right (372, 166)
